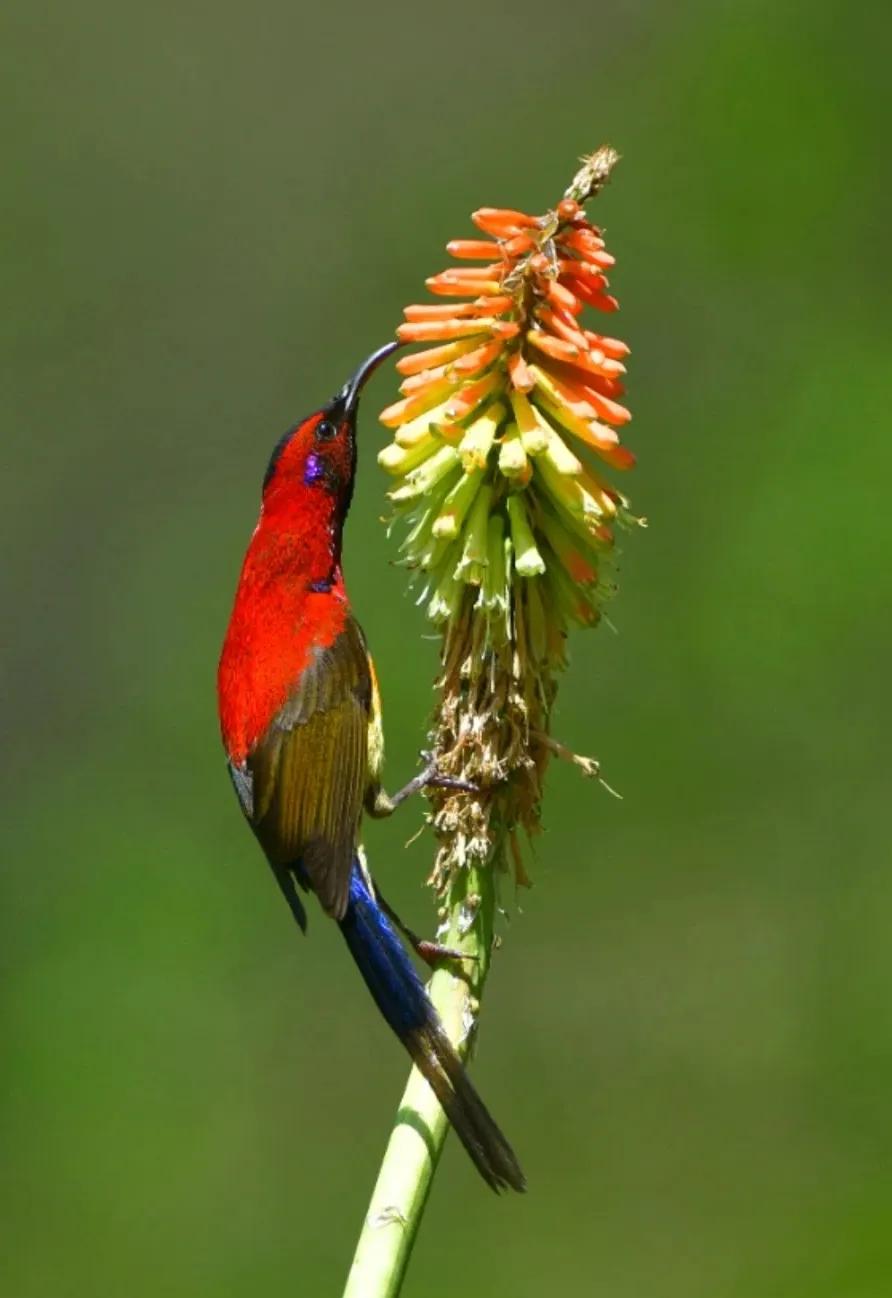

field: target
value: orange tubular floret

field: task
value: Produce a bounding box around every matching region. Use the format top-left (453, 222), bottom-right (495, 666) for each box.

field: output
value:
top-left (508, 350), bottom-right (535, 392)
top-left (585, 249), bottom-right (616, 269)
top-left (582, 422), bottom-right (621, 452)
top-left (600, 358), bottom-right (626, 377)
top-left (404, 302), bottom-right (480, 321)
top-left (588, 293), bottom-right (620, 313)
top-left (536, 380), bottom-right (611, 436)
top-left (396, 338), bottom-right (479, 376)
top-left (400, 366), bottom-right (451, 396)
top-left (534, 307), bottom-right (589, 351)
top-left (397, 319), bottom-right (492, 343)
top-left (571, 351), bottom-right (626, 380)
top-left (547, 371), bottom-right (631, 425)
top-left (552, 408), bottom-right (621, 453)
top-left (544, 357), bottom-right (630, 412)
top-left (446, 239), bottom-right (500, 260)
top-left (545, 280), bottom-right (583, 316)
top-left (472, 207), bottom-right (540, 237)
top-left (404, 298), bottom-right (512, 323)
top-left (579, 371), bottom-right (626, 398)
top-left (545, 365), bottom-right (630, 426)
top-left (458, 295), bottom-right (511, 317)
top-left (451, 338), bottom-right (503, 375)
top-left (558, 263), bottom-right (608, 293)
top-left (566, 553), bottom-right (597, 583)
top-left (577, 384), bottom-right (631, 426)
top-left (443, 371), bottom-right (503, 421)
top-left (542, 299), bottom-right (586, 333)
top-left (561, 275), bottom-right (618, 311)
top-left (562, 260), bottom-right (613, 287)
top-left (561, 228), bottom-right (609, 259)
top-left (592, 337), bottom-right (628, 363)
top-left (527, 330), bottom-right (581, 363)
top-left (502, 232), bottom-right (537, 257)
top-left (380, 381), bottom-right (459, 428)
top-left (430, 265), bottom-right (504, 282)
top-left (598, 445), bottom-right (636, 471)
top-left (426, 276), bottom-right (503, 298)
top-left (562, 225), bottom-right (605, 252)
top-left (585, 332), bottom-right (629, 359)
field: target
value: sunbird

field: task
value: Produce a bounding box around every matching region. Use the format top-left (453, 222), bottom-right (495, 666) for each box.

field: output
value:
top-left (217, 342), bottom-right (525, 1192)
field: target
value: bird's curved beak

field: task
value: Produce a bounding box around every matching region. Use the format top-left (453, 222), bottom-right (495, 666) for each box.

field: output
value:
top-left (340, 339), bottom-right (401, 418)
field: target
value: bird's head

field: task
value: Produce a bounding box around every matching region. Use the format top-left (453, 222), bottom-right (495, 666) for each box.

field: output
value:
top-left (261, 340), bottom-right (399, 513)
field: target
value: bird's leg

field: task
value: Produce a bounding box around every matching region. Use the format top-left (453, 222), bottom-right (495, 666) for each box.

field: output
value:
top-left (364, 757), bottom-right (478, 966)
top-left (368, 752), bottom-right (477, 818)
top-left (374, 885), bottom-right (477, 970)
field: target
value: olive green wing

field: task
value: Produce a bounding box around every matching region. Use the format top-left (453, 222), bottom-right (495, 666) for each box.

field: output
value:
top-left (248, 617), bottom-right (372, 921)
top-left (364, 646), bottom-right (385, 801)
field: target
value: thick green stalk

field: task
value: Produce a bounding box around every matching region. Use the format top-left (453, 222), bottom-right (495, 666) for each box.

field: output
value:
top-left (342, 854), bottom-right (497, 1298)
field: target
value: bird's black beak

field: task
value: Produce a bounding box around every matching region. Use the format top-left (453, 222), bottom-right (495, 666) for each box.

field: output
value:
top-left (340, 339), bottom-right (401, 419)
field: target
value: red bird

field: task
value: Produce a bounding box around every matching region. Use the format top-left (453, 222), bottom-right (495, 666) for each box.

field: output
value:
top-left (217, 342), bottom-right (525, 1192)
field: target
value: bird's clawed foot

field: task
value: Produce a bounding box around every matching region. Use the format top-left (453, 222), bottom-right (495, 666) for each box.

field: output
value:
top-left (414, 939), bottom-right (479, 970)
top-left (378, 753), bottom-right (478, 815)
top-left (376, 891), bottom-right (477, 970)
top-left (418, 751), bottom-right (478, 798)
top-left (422, 770), bottom-right (478, 797)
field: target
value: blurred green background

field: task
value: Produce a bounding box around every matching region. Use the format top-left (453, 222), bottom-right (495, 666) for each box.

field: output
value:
top-left (3, 1), bottom-right (890, 1294)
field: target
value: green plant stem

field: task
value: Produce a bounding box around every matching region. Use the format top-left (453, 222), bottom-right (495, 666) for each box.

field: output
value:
top-left (342, 853), bottom-right (497, 1298)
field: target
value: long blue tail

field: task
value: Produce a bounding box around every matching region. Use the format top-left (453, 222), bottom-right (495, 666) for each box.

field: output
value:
top-left (338, 859), bottom-right (525, 1192)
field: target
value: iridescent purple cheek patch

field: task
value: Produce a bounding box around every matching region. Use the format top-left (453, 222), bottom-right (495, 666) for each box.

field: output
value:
top-left (304, 453), bottom-right (325, 486)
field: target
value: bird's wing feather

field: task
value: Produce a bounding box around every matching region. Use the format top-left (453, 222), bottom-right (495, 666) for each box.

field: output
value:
top-left (248, 617), bottom-right (372, 920)
top-left (365, 648), bottom-right (385, 800)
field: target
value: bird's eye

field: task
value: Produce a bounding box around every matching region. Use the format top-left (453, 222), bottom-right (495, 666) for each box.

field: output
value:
top-left (316, 419), bottom-right (337, 442)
